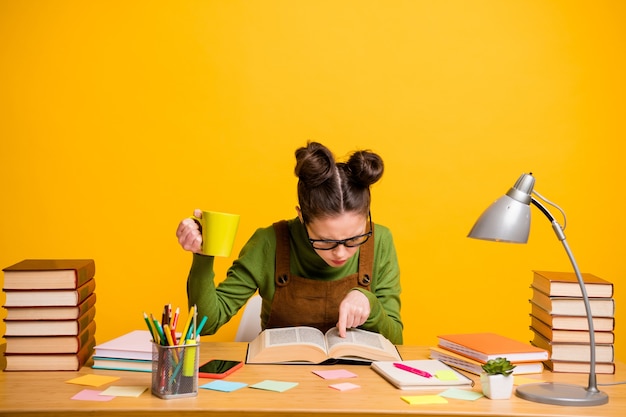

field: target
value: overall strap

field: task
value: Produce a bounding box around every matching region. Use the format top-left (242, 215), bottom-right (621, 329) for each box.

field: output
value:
top-left (357, 226), bottom-right (375, 288)
top-left (273, 220), bottom-right (291, 287)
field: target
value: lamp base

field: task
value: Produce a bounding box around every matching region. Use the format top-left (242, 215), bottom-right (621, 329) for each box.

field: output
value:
top-left (516, 383), bottom-right (608, 406)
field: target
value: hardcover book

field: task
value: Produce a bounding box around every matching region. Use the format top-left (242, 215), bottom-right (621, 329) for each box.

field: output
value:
top-left (437, 332), bottom-right (549, 363)
top-left (529, 315), bottom-right (614, 344)
top-left (530, 303), bottom-right (615, 331)
top-left (530, 332), bottom-right (614, 363)
top-left (4, 293), bottom-right (96, 321)
top-left (4, 339), bottom-right (95, 371)
top-left (4, 320), bottom-right (96, 354)
top-left (532, 270), bottom-right (613, 298)
top-left (3, 278), bottom-right (95, 307)
top-left (246, 326), bottom-right (401, 364)
top-left (530, 289), bottom-right (615, 317)
top-left (429, 346), bottom-right (544, 375)
top-left (4, 306), bottom-right (96, 336)
top-left (543, 360), bottom-right (616, 374)
top-left (2, 259), bottom-right (95, 290)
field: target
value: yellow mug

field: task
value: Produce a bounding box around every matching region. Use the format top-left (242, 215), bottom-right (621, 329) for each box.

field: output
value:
top-left (191, 210), bottom-right (240, 257)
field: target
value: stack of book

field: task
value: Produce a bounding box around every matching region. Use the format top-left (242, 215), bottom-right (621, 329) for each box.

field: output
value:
top-left (529, 270), bottom-right (616, 374)
top-left (91, 330), bottom-right (155, 372)
top-left (429, 332), bottom-right (548, 375)
top-left (2, 259), bottom-right (97, 371)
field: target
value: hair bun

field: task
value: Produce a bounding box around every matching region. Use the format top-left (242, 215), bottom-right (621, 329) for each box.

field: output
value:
top-left (294, 142), bottom-right (336, 187)
top-left (345, 150), bottom-right (384, 187)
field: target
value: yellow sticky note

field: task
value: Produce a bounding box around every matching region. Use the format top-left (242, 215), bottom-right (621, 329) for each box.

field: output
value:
top-left (514, 376), bottom-right (544, 386)
top-left (435, 370), bottom-right (459, 381)
top-left (401, 395), bottom-right (448, 405)
top-left (66, 375), bottom-right (120, 387)
top-left (100, 386), bottom-right (148, 397)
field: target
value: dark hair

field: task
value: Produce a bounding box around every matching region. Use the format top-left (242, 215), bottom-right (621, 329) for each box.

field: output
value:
top-left (294, 141), bottom-right (384, 223)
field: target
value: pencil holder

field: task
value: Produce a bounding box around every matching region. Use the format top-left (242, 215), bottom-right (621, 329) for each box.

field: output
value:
top-left (151, 341), bottom-right (199, 399)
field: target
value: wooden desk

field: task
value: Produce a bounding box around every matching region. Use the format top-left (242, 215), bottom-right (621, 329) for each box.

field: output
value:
top-left (1, 343), bottom-right (625, 417)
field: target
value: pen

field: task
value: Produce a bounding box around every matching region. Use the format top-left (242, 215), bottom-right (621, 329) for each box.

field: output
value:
top-left (393, 363), bottom-right (433, 378)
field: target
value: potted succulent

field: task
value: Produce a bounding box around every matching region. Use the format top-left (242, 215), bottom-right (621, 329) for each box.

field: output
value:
top-left (480, 357), bottom-right (516, 399)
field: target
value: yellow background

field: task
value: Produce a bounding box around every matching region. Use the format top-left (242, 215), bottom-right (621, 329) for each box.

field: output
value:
top-left (1, 1), bottom-right (624, 361)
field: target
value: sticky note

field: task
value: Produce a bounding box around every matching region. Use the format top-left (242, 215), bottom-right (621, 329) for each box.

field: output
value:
top-left (71, 389), bottom-right (115, 402)
top-left (100, 386), bottom-right (148, 397)
top-left (250, 380), bottom-right (298, 392)
top-left (201, 380), bottom-right (248, 392)
top-left (401, 395), bottom-right (448, 405)
top-left (435, 370), bottom-right (458, 381)
top-left (329, 382), bottom-right (360, 391)
top-left (312, 369), bottom-right (358, 379)
top-left (66, 375), bottom-right (120, 387)
top-left (514, 376), bottom-right (544, 386)
top-left (439, 388), bottom-right (483, 401)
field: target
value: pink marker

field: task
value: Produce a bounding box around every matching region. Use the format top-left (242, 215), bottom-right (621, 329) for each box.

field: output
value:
top-left (393, 363), bottom-right (433, 378)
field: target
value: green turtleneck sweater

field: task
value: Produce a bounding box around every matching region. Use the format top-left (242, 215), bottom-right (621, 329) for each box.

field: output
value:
top-left (187, 217), bottom-right (403, 344)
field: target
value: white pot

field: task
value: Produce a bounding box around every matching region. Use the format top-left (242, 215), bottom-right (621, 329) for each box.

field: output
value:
top-left (480, 373), bottom-right (514, 400)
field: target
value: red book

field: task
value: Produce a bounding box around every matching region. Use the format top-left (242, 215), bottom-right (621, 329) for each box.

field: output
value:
top-left (3, 259), bottom-right (95, 290)
top-left (3, 278), bottom-right (95, 307)
top-left (4, 293), bottom-right (96, 320)
top-left (4, 306), bottom-right (96, 336)
top-left (4, 339), bottom-right (95, 371)
top-left (5, 320), bottom-right (97, 354)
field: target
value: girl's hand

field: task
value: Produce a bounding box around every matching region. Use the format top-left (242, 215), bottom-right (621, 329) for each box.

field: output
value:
top-left (176, 209), bottom-right (203, 253)
top-left (336, 290), bottom-right (370, 337)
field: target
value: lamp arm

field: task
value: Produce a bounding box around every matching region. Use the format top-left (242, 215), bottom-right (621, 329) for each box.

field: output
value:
top-left (531, 198), bottom-right (600, 393)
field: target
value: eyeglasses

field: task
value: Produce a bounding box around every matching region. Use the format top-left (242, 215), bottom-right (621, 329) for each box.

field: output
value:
top-left (304, 214), bottom-right (373, 250)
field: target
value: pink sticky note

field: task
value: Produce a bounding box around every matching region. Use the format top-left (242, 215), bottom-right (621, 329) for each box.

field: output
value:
top-left (329, 382), bottom-right (361, 391)
top-left (312, 369), bottom-right (358, 380)
top-left (71, 389), bottom-right (115, 402)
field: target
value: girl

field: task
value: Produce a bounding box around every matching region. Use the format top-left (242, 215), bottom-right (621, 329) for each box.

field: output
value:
top-left (176, 142), bottom-right (402, 343)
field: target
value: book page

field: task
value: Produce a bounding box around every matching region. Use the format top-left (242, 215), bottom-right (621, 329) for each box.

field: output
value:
top-left (326, 327), bottom-right (384, 350)
top-left (326, 328), bottom-right (401, 361)
top-left (246, 326), bottom-right (330, 363)
top-left (265, 327), bottom-right (327, 351)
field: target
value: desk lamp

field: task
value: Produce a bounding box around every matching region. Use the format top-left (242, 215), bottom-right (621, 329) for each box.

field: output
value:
top-left (467, 172), bottom-right (609, 406)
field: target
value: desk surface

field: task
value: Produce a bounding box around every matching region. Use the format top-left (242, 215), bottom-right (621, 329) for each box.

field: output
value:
top-left (1, 343), bottom-right (625, 417)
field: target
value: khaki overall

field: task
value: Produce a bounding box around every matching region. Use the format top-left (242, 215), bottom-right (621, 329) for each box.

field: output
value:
top-left (265, 220), bottom-right (373, 333)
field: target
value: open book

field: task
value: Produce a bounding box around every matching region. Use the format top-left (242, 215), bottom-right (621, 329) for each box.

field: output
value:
top-left (245, 326), bottom-right (402, 364)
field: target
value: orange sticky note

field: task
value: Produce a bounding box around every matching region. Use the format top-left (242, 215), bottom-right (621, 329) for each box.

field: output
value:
top-left (66, 375), bottom-right (120, 387)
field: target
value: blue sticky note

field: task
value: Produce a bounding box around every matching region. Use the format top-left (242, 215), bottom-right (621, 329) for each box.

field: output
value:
top-left (200, 380), bottom-right (248, 392)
